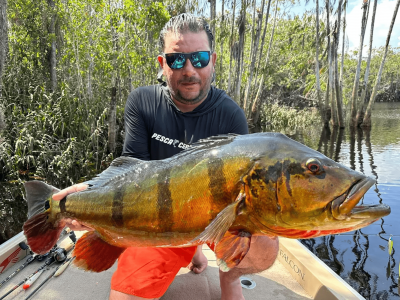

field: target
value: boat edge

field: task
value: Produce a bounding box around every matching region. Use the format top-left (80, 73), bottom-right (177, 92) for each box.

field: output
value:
top-left (277, 237), bottom-right (365, 300)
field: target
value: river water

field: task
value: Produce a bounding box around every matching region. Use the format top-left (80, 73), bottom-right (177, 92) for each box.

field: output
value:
top-left (0, 102), bottom-right (399, 299)
top-left (272, 102), bottom-right (400, 300)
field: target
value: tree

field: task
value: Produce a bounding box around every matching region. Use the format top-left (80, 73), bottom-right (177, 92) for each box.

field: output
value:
top-left (356, 0), bottom-right (378, 125)
top-left (350, 0), bottom-right (369, 127)
top-left (249, 0), bottom-right (278, 125)
top-left (243, 0), bottom-right (265, 115)
top-left (363, 0), bottom-right (400, 127)
top-left (0, 0), bottom-right (8, 98)
top-left (234, 6), bottom-right (246, 105)
top-left (314, 0), bottom-right (323, 119)
top-left (227, 0), bottom-right (237, 95)
top-left (333, 0), bottom-right (344, 128)
top-left (47, 0), bottom-right (57, 92)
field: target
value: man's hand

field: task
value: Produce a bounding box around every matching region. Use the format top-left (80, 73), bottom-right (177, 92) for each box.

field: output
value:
top-left (188, 245), bottom-right (208, 274)
top-left (52, 183), bottom-right (94, 232)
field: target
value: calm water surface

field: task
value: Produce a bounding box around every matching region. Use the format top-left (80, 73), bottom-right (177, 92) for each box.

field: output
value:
top-left (0, 102), bottom-right (399, 299)
top-left (274, 102), bottom-right (400, 300)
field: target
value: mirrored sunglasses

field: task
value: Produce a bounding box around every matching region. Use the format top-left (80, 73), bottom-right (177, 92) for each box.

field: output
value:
top-left (163, 51), bottom-right (211, 69)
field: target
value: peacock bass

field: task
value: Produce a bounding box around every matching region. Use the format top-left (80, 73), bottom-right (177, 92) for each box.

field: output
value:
top-left (23, 133), bottom-right (391, 272)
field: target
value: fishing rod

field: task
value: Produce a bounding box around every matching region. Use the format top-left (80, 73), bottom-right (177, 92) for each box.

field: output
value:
top-left (24, 256), bottom-right (76, 300)
top-left (22, 240), bottom-right (75, 291)
top-left (0, 242), bottom-right (54, 290)
top-left (0, 242), bottom-right (33, 289)
top-left (0, 227), bottom-right (72, 289)
top-left (0, 255), bottom-right (56, 300)
top-left (0, 231), bottom-right (76, 300)
top-left (23, 231), bottom-right (77, 300)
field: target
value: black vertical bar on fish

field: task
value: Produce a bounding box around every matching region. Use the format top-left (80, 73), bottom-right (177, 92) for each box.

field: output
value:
top-left (59, 197), bottom-right (67, 213)
top-left (157, 168), bottom-right (174, 231)
top-left (207, 157), bottom-right (227, 219)
top-left (111, 186), bottom-right (125, 227)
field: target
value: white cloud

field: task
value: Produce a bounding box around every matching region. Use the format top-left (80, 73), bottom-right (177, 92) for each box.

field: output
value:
top-left (345, 0), bottom-right (400, 51)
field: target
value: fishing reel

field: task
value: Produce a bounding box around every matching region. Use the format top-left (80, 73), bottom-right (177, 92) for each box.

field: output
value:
top-left (52, 248), bottom-right (67, 262)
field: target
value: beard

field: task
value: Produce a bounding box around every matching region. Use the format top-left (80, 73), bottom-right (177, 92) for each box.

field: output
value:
top-left (167, 74), bottom-right (213, 106)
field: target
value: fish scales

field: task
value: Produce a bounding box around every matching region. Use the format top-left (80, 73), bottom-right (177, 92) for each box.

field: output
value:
top-left (22, 133), bottom-right (391, 272)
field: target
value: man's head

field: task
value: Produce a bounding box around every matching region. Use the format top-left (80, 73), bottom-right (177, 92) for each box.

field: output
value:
top-left (157, 13), bottom-right (217, 112)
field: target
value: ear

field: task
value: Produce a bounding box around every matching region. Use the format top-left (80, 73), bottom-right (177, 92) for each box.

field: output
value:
top-left (211, 52), bottom-right (217, 68)
top-left (157, 55), bottom-right (164, 71)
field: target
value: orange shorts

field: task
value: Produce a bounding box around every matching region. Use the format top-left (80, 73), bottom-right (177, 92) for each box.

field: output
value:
top-left (110, 246), bottom-right (197, 298)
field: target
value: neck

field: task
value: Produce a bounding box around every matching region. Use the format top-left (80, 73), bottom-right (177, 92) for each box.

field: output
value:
top-left (172, 97), bottom-right (206, 113)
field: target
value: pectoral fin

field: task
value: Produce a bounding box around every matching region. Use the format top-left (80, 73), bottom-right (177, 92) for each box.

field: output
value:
top-left (216, 230), bottom-right (252, 272)
top-left (73, 231), bottom-right (125, 272)
top-left (191, 191), bottom-right (246, 245)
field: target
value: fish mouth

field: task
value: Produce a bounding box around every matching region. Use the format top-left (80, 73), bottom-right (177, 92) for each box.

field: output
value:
top-left (331, 177), bottom-right (390, 220)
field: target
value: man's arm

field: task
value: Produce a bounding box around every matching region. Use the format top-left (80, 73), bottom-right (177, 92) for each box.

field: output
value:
top-left (122, 90), bottom-right (151, 159)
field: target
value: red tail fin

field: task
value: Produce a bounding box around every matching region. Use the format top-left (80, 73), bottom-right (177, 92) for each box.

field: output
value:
top-left (73, 231), bottom-right (125, 272)
top-left (23, 213), bottom-right (64, 254)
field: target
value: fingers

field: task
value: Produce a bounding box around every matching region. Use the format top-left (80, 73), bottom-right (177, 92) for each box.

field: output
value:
top-left (52, 183), bottom-right (88, 201)
top-left (63, 218), bottom-right (94, 232)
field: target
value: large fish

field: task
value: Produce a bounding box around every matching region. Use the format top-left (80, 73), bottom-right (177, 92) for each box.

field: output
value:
top-left (23, 133), bottom-right (390, 272)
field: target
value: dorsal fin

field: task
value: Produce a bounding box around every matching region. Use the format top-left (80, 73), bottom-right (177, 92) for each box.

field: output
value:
top-left (168, 134), bottom-right (239, 160)
top-left (84, 156), bottom-right (145, 188)
top-left (192, 134), bottom-right (238, 148)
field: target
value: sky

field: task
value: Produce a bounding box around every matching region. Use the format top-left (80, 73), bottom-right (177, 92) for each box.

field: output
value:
top-left (290, 0), bottom-right (400, 51)
top-left (216, 0), bottom-right (400, 51)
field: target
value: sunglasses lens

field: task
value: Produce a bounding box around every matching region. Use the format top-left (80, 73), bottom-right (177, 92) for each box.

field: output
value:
top-left (165, 52), bottom-right (210, 69)
top-left (165, 53), bottom-right (186, 69)
top-left (190, 52), bottom-right (210, 68)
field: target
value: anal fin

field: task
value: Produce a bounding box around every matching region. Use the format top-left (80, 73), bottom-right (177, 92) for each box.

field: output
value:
top-left (73, 231), bottom-right (125, 272)
top-left (215, 230), bottom-right (251, 272)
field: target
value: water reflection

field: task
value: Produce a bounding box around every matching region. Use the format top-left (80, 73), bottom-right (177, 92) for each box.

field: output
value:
top-left (300, 119), bottom-right (400, 300)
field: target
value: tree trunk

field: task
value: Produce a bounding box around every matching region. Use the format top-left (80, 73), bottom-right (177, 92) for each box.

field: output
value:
top-left (357, 0), bottom-right (377, 125)
top-left (48, 0), bottom-right (57, 93)
top-left (315, 0), bottom-right (323, 120)
top-left (219, 0), bottom-right (225, 88)
top-left (227, 0), bottom-right (236, 95)
top-left (209, 0), bottom-right (216, 38)
top-left (257, 0), bottom-right (272, 71)
top-left (250, 1), bottom-right (278, 125)
top-left (350, 0), bottom-right (369, 127)
top-left (243, 0), bottom-right (265, 116)
top-left (339, 0), bottom-right (347, 105)
top-left (324, 0), bottom-right (332, 127)
top-left (108, 87), bottom-right (117, 153)
top-left (234, 8), bottom-right (246, 105)
top-left (0, 0), bottom-right (7, 98)
top-left (334, 0), bottom-right (344, 128)
top-left (363, 0), bottom-right (400, 127)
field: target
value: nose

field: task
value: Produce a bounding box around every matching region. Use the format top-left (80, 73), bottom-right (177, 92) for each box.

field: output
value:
top-left (181, 59), bottom-right (197, 77)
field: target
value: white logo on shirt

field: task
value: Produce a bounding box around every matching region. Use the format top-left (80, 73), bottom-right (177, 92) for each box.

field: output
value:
top-left (151, 133), bottom-right (191, 150)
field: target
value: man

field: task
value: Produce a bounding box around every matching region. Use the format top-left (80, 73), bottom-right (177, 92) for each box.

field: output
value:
top-left (53, 13), bottom-right (278, 300)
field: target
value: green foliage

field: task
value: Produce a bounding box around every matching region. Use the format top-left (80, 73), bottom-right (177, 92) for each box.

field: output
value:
top-left (261, 102), bottom-right (321, 131)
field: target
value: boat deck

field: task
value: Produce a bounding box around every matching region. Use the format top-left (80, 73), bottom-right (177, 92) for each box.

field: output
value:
top-left (0, 240), bottom-right (311, 300)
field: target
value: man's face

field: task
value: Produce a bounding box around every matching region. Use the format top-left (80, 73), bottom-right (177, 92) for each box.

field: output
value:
top-left (158, 30), bottom-right (217, 107)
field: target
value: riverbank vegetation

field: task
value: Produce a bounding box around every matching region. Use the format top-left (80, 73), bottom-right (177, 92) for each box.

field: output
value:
top-left (0, 0), bottom-right (399, 242)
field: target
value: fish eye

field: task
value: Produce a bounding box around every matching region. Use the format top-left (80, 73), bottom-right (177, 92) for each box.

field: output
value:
top-left (306, 158), bottom-right (322, 173)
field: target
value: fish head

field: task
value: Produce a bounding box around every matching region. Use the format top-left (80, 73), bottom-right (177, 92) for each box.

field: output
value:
top-left (245, 133), bottom-right (391, 238)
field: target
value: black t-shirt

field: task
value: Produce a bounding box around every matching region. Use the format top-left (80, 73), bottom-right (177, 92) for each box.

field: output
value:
top-left (122, 84), bottom-right (248, 160)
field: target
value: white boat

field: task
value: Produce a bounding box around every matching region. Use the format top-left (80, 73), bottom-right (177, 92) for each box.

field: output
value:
top-left (0, 231), bottom-right (365, 300)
